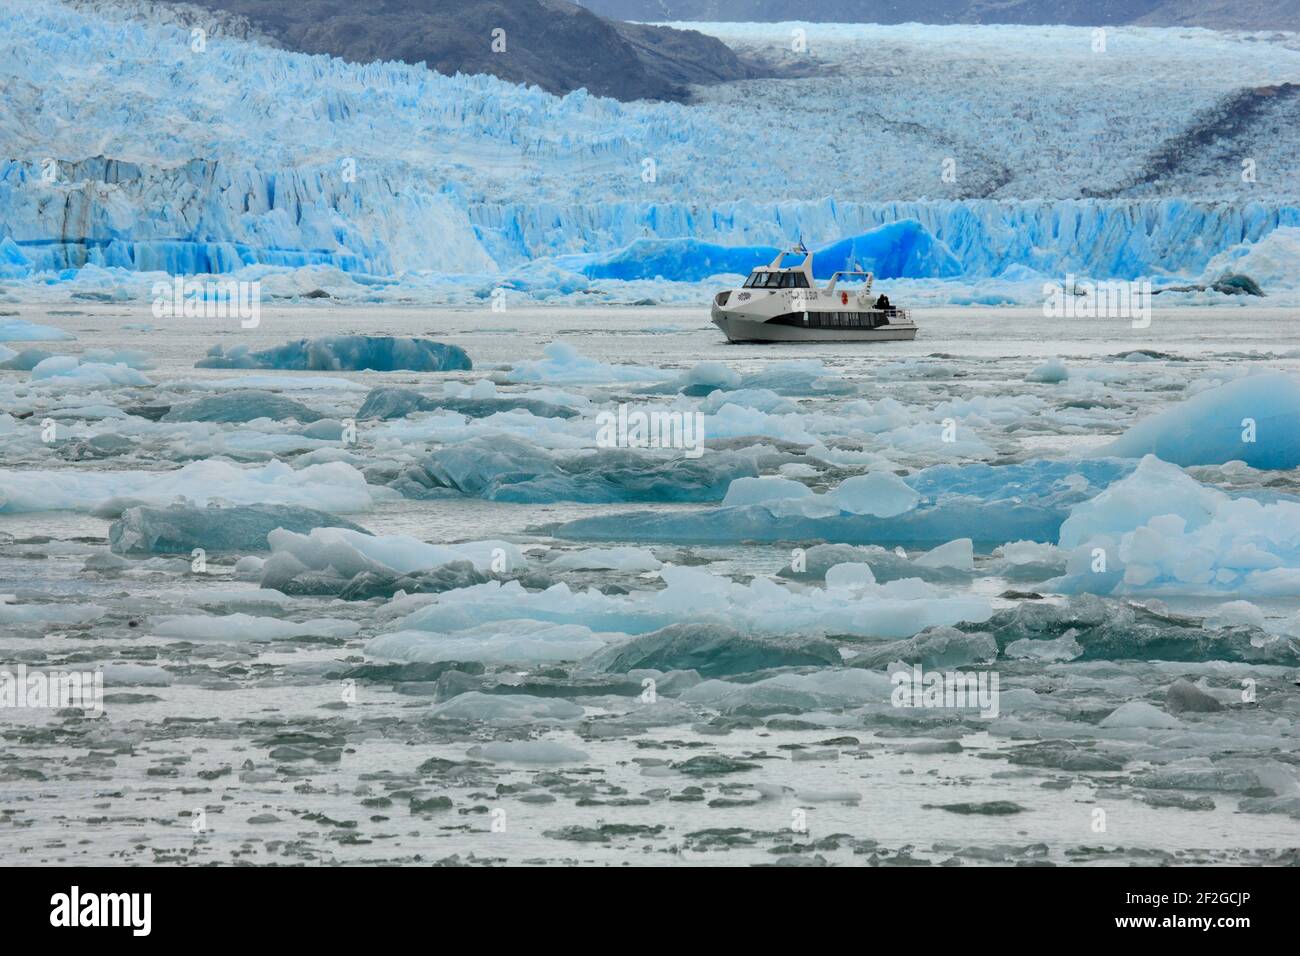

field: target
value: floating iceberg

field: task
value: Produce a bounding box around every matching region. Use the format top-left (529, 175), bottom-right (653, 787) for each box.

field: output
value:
top-left (959, 593), bottom-right (1299, 664)
top-left (368, 621), bottom-right (615, 666)
top-left (258, 526), bottom-right (523, 597)
top-left (0, 319), bottom-right (74, 342)
top-left (161, 390), bottom-right (327, 423)
top-left (0, 602), bottom-right (107, 626)
top-left (559, 458), bottom-right (1133, 547)
top-left (778, 543), bottom-right (973, 585)
top-left (109, 503), bottom-right (369, 555)
top-left (680, 669), bottom-right (896, 716)
top-left (1098, 372), bottom-right (1300, 469)
top-left (1052, 455), bottom-right (1300, 597)
top-left (579, 623), bottom-right (842, 678)
top-left (848, 626), bottom-right (998, 670)
top-left (0, 347), bottom-right (52, 370)
top-left (718, 471), bottom-right (919, 518)
top-left (393, 435), bottom-right (757, 504)
top-left (1026, 358), bottom-right (1069, 383)
top-left (385, 565), bottom-right (990, 642)
top-left (355, 386), bottom-right (576, 421)
top-left (196, 336), bottom-right (471, 372)
top-left (266, 526), bottom-right (522, 576)
top-left (149, 613), bottom-right (358, 642)
top-left (0, 459), bottom-right (374, 514)
top-left (29, 356), bottom-right (151, 388)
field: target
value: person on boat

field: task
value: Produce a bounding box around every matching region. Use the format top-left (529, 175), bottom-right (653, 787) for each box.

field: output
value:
top-left (874, 293), bottom-right (892, 311)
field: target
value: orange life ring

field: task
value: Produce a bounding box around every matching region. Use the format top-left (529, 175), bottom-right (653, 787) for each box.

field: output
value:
top-left (840, 291), bottom-right (848, 305)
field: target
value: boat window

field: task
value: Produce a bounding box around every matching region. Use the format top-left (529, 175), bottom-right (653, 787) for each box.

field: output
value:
top-left (743, 272), bottom-right (762, 288)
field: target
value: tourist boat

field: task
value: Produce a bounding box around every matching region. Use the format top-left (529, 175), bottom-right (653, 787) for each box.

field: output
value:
top-left (711, 246), bottom-right (917, 343)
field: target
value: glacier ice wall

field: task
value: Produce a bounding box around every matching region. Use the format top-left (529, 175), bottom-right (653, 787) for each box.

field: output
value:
top-left (2, 2), bottom-right (1299, 286)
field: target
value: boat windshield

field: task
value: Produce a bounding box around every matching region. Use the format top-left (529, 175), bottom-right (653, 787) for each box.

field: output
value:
top-left (743, 271), bottom-right (808, 289)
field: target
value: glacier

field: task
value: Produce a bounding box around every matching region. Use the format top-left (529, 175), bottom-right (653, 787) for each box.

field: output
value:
top-left (2, 2), bottom-right (1300, 302)
top-left (570, 220), bottom-right (962, 281)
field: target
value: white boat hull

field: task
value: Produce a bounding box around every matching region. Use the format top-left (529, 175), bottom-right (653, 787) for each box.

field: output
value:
top-left (711, 310), bottom-right (918, 343)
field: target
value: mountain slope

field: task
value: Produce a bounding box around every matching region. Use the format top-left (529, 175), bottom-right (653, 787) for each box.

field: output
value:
top-left (148, 0), bottom-right (779, 102)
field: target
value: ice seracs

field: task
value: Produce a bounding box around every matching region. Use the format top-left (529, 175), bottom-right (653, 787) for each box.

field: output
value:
top-left (711, 246), bottom-right (918, 343)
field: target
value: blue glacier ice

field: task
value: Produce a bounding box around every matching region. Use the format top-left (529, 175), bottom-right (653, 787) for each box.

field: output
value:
top-left (572, 220), bottom-right (960, 281)
top-left (196, 336), bottom-right (471, 372)
top-left (109, 503), bottom-right (369, 555)
top-left (557, 459), bottom-right (1135, 547)
top-left (0, 236), bottom-right (32, 278)
top-left (1049, 456), bottom-right (1300, 597)
top-left (380, 565), bottom-right (990, 643)
top-left (0, 319), bottom-right (75, 342)
top-left (355, 386), bottom-right (577, 421)
top-left (161, 390), bottom-right (326, 424)
top-left (1098, 372), bottom-right (1300, 469)
top-left (392, 435), bottom-right (757, 504)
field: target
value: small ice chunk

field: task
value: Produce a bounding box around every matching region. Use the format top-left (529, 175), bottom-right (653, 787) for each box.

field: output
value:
top-left (149, 614), bottom-right (358, 641)
top-left (827, 472), bottom-right (919, 517)
top-left (1099, 700), bottom-right (1181, 729)
top-left (162, 390), bottom-right (325, 423)
top-left (722, 476), bottom-right (811, 507)
top-left (1165, 678), bottom-right (1224, 714)
top-left (1207, 600), bottom-right (1265, 629)
top-left (0, 602), bottom-right (107, 625)
top-left (914, 538), bottom-right (975, 571)
top-left (824, 562), bottom-right (876, 590)
top-left (1026, 357), bottom-right (1069, 383)
top-left (1004, 631), bottom-right (1083, 662)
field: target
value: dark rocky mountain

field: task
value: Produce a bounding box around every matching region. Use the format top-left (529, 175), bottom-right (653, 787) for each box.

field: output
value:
top-left (578, 0), bottom-right (1300, 31)
top-left (155, 0), bottom-right (794, 102)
